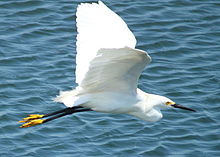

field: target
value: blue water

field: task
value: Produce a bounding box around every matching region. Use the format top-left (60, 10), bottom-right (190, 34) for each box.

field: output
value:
top-left (1, 0), bottom-right (220, 156)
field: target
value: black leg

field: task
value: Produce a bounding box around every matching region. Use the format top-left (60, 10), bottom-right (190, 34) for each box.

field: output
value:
top-left (43, 108), bottom-right (92, 123)
top-left (43, 106), bottom-right (85, 118)
top-left (19, 106), bottom-right (92, 128)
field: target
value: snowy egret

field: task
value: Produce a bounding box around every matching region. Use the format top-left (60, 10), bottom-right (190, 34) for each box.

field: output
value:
top-left (19, 1), bottom-right (195, 128)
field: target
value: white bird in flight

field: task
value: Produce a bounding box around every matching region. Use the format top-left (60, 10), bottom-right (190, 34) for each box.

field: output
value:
top-left (19, 1), bottom-right (195, 128)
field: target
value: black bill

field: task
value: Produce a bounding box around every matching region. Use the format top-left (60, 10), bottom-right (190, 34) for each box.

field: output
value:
top-left (171, 104), bottom-right (196, 112)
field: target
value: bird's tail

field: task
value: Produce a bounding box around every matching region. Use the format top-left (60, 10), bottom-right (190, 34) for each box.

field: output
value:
top-left (53, 90), bottom-right (79, 107)
top-left (53, 89), bottom-right (89, 107)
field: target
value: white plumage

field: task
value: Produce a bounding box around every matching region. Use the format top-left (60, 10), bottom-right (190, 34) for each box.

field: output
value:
top-left (75, 1), bottom-right (136, 85)
top-left (19, 1), bottom-right (195, 128)
top-left (54, 1), bottom-right (195, 122)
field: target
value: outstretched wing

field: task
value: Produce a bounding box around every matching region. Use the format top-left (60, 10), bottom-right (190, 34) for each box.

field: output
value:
top-left (76, 1), bottom-right (137, 85)
top-left (80, 47), bottom-right (151, 95)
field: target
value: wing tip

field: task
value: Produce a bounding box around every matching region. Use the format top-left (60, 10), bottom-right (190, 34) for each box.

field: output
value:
top-left (77, 1), bottom-right (105, 9)
top-left (124, 46), bottom-right (152, 63)
top-left (76, 1), bottom-right (107, 22)
top-left (98, 1), bottom-right (104, 5)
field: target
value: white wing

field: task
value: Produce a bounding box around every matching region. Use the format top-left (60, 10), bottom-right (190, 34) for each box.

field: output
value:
top-left (76, 1), bottom-right (137, 85)
top-left (79, 47), bottom-right (151, 95)
top-left (55, 47), bottom-right (151, 107)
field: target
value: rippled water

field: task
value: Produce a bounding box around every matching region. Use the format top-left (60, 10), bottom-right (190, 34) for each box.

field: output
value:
top-left (1, 0), bottom-right (220, 156)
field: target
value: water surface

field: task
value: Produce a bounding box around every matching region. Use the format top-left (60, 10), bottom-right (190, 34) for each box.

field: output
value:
top-left (1, 0), bottom-right (220, 156)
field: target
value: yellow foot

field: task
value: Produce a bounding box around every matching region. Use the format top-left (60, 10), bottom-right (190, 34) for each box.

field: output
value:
top-left (20, 119), bottom-right (45, 128)
top-left (19, 114), bottom-right (44, 123)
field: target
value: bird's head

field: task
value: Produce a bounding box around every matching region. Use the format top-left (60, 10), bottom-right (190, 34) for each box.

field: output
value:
top-left (151, 95), bottom-right (196, 112)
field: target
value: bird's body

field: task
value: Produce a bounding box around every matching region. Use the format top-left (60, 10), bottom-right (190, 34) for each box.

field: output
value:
top-left (54, 45), bottom-right (162, 122)
top-left (54, 86), bottom-right (165, 122)
top-left (19, 1), bottom-right (195, 128)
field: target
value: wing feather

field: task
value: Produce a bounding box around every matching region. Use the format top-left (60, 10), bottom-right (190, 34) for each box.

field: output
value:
top-left (76, 1), bottom-right (137, 85)
top-left (79, 47), bottom-right (151, 95)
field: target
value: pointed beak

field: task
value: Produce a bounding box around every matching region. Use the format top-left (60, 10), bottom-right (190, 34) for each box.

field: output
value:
top-left (171, 104), bottom-right (196, 112)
